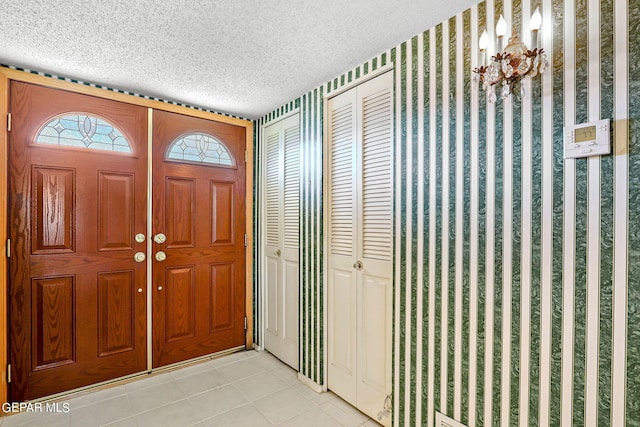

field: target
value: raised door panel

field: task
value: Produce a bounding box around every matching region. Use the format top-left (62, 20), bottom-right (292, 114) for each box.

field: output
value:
top-left (32, 276), bottom-right (75, 371)
top-left (328, 268), bottom-right (357, 405)
top-left (165, 266), bottom-right (196, 342)
top-left (359, 278), bottom-right (387, 390)
top-left (209, 262), bottom-right (235, 332)
top-left (98, 172), bottom-right (134, 251)
top-left (210, 181), bottom-right (234, 245)
top-left (265, 256), bottom-right (279, 338)
top-left (166, 178), bottom-right (195, 248)
top-left (359, 274), bottom-right (390, 390)
top-left (282, 258), bottom-right (299, 368)
top-left (31, 167), bottom-right (75, 254)
top-left (97, 271), bottom-right (135, 356)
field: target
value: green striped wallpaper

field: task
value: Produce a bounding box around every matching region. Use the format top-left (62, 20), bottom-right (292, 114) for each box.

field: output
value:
top-left (255, 0), bottom-right (639, 425)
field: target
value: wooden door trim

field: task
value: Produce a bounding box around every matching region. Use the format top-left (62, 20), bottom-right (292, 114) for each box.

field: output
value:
top-left (0, 68), bottom-right (9, 406)
top-left (0, 68), bottom-right (254, 403)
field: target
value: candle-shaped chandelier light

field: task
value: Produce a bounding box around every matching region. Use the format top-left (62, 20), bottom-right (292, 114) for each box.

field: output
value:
top-left (473, 8), bottom-right (548, 102)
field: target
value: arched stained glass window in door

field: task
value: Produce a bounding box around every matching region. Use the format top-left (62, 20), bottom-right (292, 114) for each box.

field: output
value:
top-left (36, 113), bottom-right (132, 153)
top-left (166, 132), bottom-right (234, 166)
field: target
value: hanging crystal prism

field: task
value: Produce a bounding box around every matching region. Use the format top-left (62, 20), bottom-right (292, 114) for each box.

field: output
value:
top-left (488, 86), bottom-right (497, 103)
top-left (501, 81), bottom-right (510, 99)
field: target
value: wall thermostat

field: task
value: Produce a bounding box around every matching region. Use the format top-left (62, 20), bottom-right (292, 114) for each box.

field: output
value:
top-left (564, 119), bottom-right (611, 159)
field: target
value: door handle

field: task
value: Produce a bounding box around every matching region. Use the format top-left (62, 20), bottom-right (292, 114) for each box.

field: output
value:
top-left (134, 252), bottom-right (146, 263)
top-left (153, 233), bottom-right (166, 244)
top-left (353, 260), bottom-right (363, 270)
top-left (155, 251), bottom-right (167, 262)
top-left (276, 249), bottom-right (281, 257)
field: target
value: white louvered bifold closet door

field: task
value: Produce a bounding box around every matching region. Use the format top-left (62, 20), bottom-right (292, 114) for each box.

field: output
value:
top-left (328, 86), bottom-right (359, 403)
top-left (327, 71), bottom-right (393, 427)
top-left (263, 113), bottom-right (300, 370)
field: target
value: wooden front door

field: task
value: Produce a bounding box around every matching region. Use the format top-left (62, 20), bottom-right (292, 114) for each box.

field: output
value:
top-left (151, 110), bottom-right (246, 367)
top-left (8, 82), bottom-right (148, 401)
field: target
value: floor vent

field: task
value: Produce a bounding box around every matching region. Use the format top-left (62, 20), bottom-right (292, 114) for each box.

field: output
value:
top-left (435, 412), bottom-right (467, 427)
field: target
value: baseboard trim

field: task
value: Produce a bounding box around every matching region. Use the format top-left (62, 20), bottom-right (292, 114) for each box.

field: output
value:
top-left (297, 373), bottom-right (323, 393)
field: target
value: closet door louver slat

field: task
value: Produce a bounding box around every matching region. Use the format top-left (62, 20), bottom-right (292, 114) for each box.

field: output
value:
top-left (361, 88), bottom-right (392, 262)
top-left (327, 72), bottom-right (392, 426)
top-left (265, 132), bottom-right (281, 247)
top-left (263, 113), bottom-right (300, 371)
top-left (330, 103), bottom-right (355, 257)
top-left (283, 124), bottom-right (300, 249)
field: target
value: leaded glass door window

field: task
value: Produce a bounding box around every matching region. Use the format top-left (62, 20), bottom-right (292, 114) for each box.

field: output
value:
top-left (36, 113), bottom-right (132, 153)
top-left (166, 132), bottom-right (234, 166)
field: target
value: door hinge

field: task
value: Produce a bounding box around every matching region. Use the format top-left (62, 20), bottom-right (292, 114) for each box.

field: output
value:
top-left (244, 234), bottom-right (248, 247)
top-left (244, 150), bottom-right (248, 163)
top-left (244, 316), bottom-right (248, 331)
top-left (5, 239), bottom-right (9, 258)
top-left (7, 113), bottom-right (12, 132)
top-left (7, 364), bottom-right (11, 384)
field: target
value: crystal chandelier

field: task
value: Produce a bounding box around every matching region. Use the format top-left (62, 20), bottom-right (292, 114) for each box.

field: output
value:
top-left (473, 8), bottom-right (548, 102)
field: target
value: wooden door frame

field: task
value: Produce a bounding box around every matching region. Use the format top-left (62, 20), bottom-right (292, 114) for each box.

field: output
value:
top-left (0, 67), bottom-right (254, 404)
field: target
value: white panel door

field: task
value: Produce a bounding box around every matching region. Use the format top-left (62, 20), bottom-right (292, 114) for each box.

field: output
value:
top-left (355, 73), bottom-right (393, 423)
top-left (327, 71), bottom-right (393, 426)
top-left (280, 118), bottom-right (300, 368)
top-left (327, 88), bottom-right (358, 404)
top-left (263, 114), bottom-right (300, 370)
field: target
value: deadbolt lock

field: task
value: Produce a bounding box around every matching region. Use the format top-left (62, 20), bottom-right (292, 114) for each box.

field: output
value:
top-left (135, 233), bottom-right (146, 243)
top-left (153, 233), bottom-right (167, 244)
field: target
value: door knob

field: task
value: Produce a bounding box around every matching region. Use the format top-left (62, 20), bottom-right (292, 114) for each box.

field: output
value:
top-left (134, 252), bottom-right (146, 262)
top-left (135, 233), bottom-right (146, 243)
top-left (353, 260), bottom-right (363, 270)
top-left (153, 233), bottom-right (166, 244)
top-left (137, 288), bottom-right (143, 293)
top-left (276, 249), bottom-right (281, 257)
top-left (157, 286), bottom-right (163, 291)
top-left (155, 251), bottom-right (167, 262)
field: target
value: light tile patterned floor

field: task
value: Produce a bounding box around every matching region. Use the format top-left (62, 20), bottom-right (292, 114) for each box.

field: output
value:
top-left (0, 350), bottom-right (379, 427)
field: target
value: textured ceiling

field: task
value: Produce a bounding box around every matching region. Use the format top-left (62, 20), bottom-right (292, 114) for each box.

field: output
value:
top-left (1, 0), bottom-right (479, 119)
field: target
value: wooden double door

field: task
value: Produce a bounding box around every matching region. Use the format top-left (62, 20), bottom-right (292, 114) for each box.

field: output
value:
top-left (7, 82), bottom-right (247, 401)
